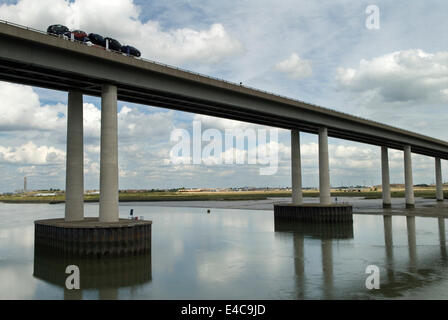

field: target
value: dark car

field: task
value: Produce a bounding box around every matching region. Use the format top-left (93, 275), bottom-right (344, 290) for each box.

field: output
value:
top-left (104, 37), bottom-right (122, 51)
top-left (121, 45), bottom-right (141, 57)
top-left (65, 30), bottom-right (88, 42)
top-left (88, 33), bottom-right (106, 47)
top-left (47, 24), bottom-right (69, 36)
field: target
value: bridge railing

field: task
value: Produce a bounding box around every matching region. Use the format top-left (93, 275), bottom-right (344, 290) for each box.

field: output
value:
top-left (0, 19), bottom-right (390, 128)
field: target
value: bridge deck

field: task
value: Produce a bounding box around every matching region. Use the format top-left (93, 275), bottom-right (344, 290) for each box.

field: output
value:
top-left (0, 20), bottom-right (447, 158)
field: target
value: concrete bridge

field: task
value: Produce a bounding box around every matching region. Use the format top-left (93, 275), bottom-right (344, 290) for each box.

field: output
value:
top-left (0, 20), bottom-right (447, 224)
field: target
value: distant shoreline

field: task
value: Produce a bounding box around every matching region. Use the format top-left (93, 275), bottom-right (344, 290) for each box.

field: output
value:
top-left (0, 189), bottom-right (445, 204)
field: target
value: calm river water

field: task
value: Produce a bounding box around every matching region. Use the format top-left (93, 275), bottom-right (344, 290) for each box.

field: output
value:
top-left (0, 201), bottom-right (447, 300)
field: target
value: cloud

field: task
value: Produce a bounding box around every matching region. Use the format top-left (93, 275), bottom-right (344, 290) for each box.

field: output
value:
top-left (0, 82), bottom-right (66, 132)
top-left (118, 107), bottom-right (176, 143)
top-left (274, 53), bottom-right (312, 79)
top-left (336, 49), bottom-right (448, 103)
top-left (0, 141), bottom-right (65, 165)
top-left (0, 0), bottom-right (244, 65)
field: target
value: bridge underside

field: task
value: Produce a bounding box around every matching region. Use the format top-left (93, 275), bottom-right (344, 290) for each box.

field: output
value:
top-left (0, 58), bottom-right (446, 159)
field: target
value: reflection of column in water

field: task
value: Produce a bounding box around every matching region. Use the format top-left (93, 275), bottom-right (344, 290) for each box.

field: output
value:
top-left (438, 217), bottom-right (447, 260)
top-left (99, 288), bottom-right (118, 300)
top-left (33, 246), bottom-right (151, 300)
top-left (406, 216), bottom-right (417, 271)
top-left (321, 239), bottom-right (333, 299)
top-left (293, 233), bottom-right (305, 299)
top-left (383, 215), bottom-right (394, 282)
top-left (64, 288), bottom-right (83, 300)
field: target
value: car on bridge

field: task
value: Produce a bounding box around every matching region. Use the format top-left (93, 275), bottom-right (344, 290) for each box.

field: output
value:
top-left (87, 33), bottom-right (106, 47)
top-left (47, 25), bottom-right (139, 57)
top-left (104, 37), bottom-right (122, 51)
top-left (121, 45), bottom-right (141, 57)
top-left (64, 30), bottom-right (89, 42)
top-left (47, 24), bottom-right (69, 36)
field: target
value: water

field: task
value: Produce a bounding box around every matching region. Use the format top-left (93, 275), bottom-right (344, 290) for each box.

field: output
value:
top-left (0, 201), bottom-right (447, 300)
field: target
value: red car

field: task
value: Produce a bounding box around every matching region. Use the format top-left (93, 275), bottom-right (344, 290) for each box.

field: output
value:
top-left (65, 30), bottom-right (88, 42)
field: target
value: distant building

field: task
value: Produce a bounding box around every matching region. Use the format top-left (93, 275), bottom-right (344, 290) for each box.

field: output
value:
top-left (85, 190), bottom-right (100, 195)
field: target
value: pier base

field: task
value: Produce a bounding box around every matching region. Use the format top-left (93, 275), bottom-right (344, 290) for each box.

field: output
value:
top-left (274, 203), bottom-right (353, 223)
top-left (34, 218), bottom-right (151, 257)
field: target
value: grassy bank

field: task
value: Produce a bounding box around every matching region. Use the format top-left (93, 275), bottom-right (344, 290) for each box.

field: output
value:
top-left (0, 189), bottom-right (446, 204)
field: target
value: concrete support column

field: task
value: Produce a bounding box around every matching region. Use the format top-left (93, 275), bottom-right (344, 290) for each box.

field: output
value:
top-left (319, 127), bottom-right (331, 205)
top-left (404, 145), bottom-right (415, 208)
top-left (291, 130), bottom-right (303, 204)
top-left (99, 84), bottom-right (119, 223)
top-left (381, 146), bottom-right (391, 208)
top-left (65, 91), bottom-right (84, 222)
top-left (435, 157), bottom-right (444, 201)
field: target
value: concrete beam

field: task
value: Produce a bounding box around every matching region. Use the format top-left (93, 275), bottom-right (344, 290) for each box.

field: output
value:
top-left (291, 130), bottom-right (303, 204)
top-left (435, 157), bottom-right (444, 201)
top-left (381, 146), bottom-right (391, 208)
top-left (404, 145), bottom-right (415, 208)
top-left (99, 84), bottom-right (119, 223)
top-left (65, 90), bottom-right (84, 222)
top-left (319, 127), bottom-right (331, 205)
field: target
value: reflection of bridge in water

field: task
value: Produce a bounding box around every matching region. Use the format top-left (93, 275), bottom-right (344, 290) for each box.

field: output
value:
top-left (275, 216), bottom-right (448, 299)
top-left (274, 220), bottom-right (354, 299)
top-left (33, 246), bottom-right (152, 300)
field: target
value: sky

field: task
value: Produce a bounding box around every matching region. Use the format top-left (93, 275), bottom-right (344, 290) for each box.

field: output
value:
top-left (0, 0), bottom-right (447, 192)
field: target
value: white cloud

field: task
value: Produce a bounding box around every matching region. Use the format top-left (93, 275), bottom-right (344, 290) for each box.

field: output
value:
top-left (0, 141), bottom-right (65, 165)
top-left (274, 53), bottom-right (312, 79)
top-left (0, 0), bottom-right (244, 65)
top-left (0, 82), bottom-right (66, 131)
top-left (118, 107), bottom-right (175, 142)
top-left (83, 102), bottom-right (101, 140)
top-left (336, 49), bottom-right (448, 103)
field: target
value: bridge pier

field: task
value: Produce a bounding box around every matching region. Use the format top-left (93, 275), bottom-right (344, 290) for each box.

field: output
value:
top-left (291, 130), bottom-right (303, 205)
top-left (65, 91), bottom-right (84, 221)
top-left (404, 145), bottom-right (415, 208)
top-left (435, 157), bottom-right (444, 201)
top-left (381, 146), bottom-right (392, 208)
top-left (319, 127), bottom-right (331, 205)
top-left (35, 84), bottom-right (151, 257)
top-left (274, 126), bottom-right (352, 223)
top-left (99, 84), bottom-right (119, 223)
